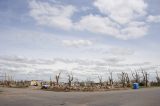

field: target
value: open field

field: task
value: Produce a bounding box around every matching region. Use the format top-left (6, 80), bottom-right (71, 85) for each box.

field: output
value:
top-left (0, 87), bottom-right (160, 106)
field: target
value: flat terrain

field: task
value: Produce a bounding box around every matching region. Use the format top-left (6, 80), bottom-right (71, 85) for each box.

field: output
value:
top-left (0, 87), bottom-right (160, 106)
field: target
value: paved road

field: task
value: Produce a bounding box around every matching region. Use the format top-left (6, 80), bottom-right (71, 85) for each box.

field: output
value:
top-left (0, 87), bottom-right (160, 106)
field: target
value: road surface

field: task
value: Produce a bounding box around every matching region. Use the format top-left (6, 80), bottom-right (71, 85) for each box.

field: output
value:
top-left (0, 87), bottom-right (160, 106)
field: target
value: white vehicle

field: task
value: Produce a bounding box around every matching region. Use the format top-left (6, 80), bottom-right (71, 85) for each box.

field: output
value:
top-left (41, 84), bottom-right (50, 89)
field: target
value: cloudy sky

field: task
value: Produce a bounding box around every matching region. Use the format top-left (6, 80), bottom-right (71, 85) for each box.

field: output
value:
top-left (0, 0), bottom-right (160, 81)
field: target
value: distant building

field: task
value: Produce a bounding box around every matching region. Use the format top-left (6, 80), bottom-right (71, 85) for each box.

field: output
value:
top-left (30, 80), bottom-right (43, 86)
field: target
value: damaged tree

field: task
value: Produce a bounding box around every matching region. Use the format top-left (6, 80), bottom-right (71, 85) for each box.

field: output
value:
top-left (156, 71), bottom-right (160, 86)
top-left (98, 75), bottom-right (103, 88)
top-left (55, 72), bottom-right (61, 86)
top-left (131, 69), bottom-right (140, 83)
top-left (118, 72), bottom-right (130, 88)
top-left (108, 71), bottom-right (113, 88)
top-left (68, 72), bottom-right (74, 87)
top-left (118, 72), bottom-right (126, 88)
top-left (141, 68), bottom-right (149, 87)
top-left (125, 73), bottom-right (131, 87)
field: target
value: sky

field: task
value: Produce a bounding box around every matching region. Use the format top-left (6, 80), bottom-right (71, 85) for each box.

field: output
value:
top-left (0, 0), bottom-right (160, 81)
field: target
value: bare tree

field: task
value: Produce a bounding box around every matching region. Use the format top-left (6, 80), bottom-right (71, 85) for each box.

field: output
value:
top-left (68, 72), bottom-right (73, 87)
top-left (98, 75), bottom-right (103, 87)
top-left (118, 72), bottom-right (126, 88)
top-left (50, 76), bottom-right (52, 86)
top-left (141, 68), bottom-right (149, 87)
top-left (118, 72), bottom-right (131, 88)
top-left (156, 71), bottom-right (160, 85)
top-left (125, 73), bottom-right (130, 87)
top-left (131, 69), bottom-right (140, 83)
top-left (86, 77), bottom-right (94, 87)
top-left (108, 71), bottom-right (113, 87)
top-left (55, 72), bottom-right (61, 85)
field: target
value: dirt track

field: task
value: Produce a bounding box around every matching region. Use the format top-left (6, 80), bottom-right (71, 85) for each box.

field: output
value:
top-left (0, 87), bottom-right (160, 106)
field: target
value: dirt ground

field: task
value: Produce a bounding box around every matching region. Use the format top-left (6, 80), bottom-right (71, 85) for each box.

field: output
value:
top-left (0, 87), bottom-right (160, 106)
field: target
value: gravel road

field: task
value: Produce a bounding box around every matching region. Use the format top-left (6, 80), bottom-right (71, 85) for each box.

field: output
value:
top-left (0, 87), bottom-right (160, 106)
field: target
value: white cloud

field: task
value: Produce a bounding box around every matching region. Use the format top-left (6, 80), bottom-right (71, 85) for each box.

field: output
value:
top-left (29, 0), bottom-right (76, 30)
top-left (94, 0), bottom-right (147, 24)
top-left (75, 14), bottom-right (120, 36)
top-left (106, 47), bottom-right (134, 56)
top-left (120, 24), bottom-right (148, 39)
top-left (75, 14), bottom-right (148, 40)
top-left (147, 15), bottom-right (160, 23)
top-left (0, 56), bottom-right (157, 81)
top-left (62, 39), bottom-right (93, 47)
top-left (28, 0), bottom-right (152, 40)
top-left (76, 0), bottom-right (148, 40)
